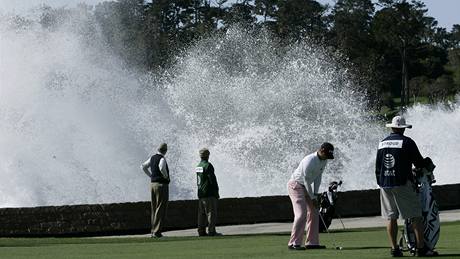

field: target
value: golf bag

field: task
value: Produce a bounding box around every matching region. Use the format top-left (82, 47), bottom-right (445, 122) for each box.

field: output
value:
top-left (318, 181), bottom-right (342, 232)
top-left (400, 157), bottom-right (440, 254)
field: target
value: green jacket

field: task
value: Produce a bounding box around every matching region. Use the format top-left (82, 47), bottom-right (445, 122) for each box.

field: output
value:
top-left (196, 160), bottom-right (219, 199)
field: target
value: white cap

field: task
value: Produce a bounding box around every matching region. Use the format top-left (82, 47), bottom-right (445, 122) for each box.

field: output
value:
top-left (385, 116), bottom-right (412, 129)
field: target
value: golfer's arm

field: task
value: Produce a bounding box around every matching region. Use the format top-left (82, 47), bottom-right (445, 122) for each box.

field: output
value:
top-left (159, 158), bottom-right (169, 179)
top-left (410, 140), bottom-right (425, 168)
top-left (313, 175), bottom-right (322, 196)
top-left (208, 164), bottom-right (218, 190)
top-left (375, 150), bottom-right (382, 185)
top-left (304, 180), bottom-right (315, 200)
top-left (303, 161), bottom-right (316, 199)
top-left (141, 160), bottom-right (152, 177)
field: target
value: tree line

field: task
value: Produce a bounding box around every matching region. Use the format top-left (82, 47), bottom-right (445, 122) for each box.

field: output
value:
top-left (28, 0), bottom-right (460, 111)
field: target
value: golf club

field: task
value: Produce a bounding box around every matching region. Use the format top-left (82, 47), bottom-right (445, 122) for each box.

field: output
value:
top-left (318, 212), bottom-right (343, 250)
top-left (336, 213), bottom-right (346, 230)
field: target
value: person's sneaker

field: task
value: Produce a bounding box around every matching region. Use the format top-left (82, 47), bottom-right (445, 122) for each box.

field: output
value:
top-left (391, 247), bottom-right (403, 257)
top-left (417, 247), bottom-right (439, 257)
top-left (305, 244), bottom-right (326, 249)
top-left (288, 245), bottom-right (306, 250)
top-left (208, 231), bottom-right (223, 236)
top-left (151, 232), bottom-right (163, 238)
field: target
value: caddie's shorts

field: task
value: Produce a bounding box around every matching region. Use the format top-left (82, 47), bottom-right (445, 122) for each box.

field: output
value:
top-left (380, 181), bottom-right (422, 220)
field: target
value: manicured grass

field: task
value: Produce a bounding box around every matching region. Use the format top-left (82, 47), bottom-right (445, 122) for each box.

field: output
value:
top-left (1, 222), bottom-right (460, 258)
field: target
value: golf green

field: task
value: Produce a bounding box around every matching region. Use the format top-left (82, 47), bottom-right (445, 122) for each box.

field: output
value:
top-left (1, 222), bottom-right (459, 258)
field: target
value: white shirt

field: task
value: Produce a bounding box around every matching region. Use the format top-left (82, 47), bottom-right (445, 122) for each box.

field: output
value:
top-left (290, 152), bottom-right (328, 199)
top-left (141, 153), bottom-right (169, 179)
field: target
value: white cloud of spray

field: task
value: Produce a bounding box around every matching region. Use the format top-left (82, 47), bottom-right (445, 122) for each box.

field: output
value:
top-left (165, 27), bottom-right (387, 197)
top-left (404, 100), bottom-right (460, 185)
top-left (1, 11), bottom-right (459, 208)
top-left (0, 13), bottom-right (171, 207)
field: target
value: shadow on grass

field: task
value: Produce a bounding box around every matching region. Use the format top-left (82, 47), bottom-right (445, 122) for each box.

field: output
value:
top-left (325, 228), bottom-right (384, 233)
top-left (339, 246), bottom-right (387, 250)
top-left (334, 247), bottom-right (460, 257)
top-left (0, 244), bottom-right (39, 248)
top-left (0, 237), bottom-right (155, 248)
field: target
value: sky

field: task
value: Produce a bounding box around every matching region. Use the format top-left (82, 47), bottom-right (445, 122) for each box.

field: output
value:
top-left (317, 0), bottom-right (459, 31)
top-left (418, 0), bottom-right (459, 30)
top-left (0, 0), bottom-right (458, 30)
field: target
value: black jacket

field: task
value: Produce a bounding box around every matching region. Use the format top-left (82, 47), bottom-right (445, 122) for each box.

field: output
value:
top-left (375, 132), bottom-right (424, 187)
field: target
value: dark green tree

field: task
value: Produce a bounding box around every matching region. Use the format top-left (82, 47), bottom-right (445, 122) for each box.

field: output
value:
top-left (222, 1), bottom-right (256, 27)
top-left (330, 0), bottom-right (374, 59)
top-left (31, 0), bottom-right (458, 104)
top-left (328, 0), bottom-right (388, 108)
top-left (450, 24), bottom-right (460, 48)
top-left (371, 0), bottom-right (432, 108)
top-left (275, 0), bottom-right (327, 41)
top-left (254, 0), bottom-right (278, 23)
top-left (445, 48), bottom-right (460, 90)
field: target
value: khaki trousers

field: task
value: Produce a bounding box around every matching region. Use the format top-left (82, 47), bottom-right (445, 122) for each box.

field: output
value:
top-left (380, 181), bottom-right (422, 220)
top-left (151, 182), bottom-right (169, 234)
top-left (197, 197), bottom-right (218, 234)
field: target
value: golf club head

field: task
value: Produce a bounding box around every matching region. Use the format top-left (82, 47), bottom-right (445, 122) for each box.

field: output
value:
top-left (329, 180), bottom-right (342, 191)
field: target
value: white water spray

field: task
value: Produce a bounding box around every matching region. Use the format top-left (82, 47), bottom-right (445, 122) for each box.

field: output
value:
top-left (404, 102), bottom-right (460, 185)
top-left (0, 11), bottom-right (458, 208)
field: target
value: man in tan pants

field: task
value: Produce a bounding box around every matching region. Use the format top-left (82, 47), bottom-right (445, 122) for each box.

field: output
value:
top-left (142, 143), bottom-right (170, 238)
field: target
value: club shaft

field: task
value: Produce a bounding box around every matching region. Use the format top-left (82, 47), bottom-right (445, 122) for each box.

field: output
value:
top-left (318, 212), bottom-right (341, 248)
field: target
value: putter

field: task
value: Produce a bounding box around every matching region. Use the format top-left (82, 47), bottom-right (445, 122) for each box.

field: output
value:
top-left (318, 212), bottom-right (343, 250)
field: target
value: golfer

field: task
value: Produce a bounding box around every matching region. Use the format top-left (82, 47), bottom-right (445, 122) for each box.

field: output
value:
top-left (376, 116), bottom-right (438, 257)
top-left (287, 142), bottom-right (334, 250)
top-left (141, 143), bottom-right (170, 238)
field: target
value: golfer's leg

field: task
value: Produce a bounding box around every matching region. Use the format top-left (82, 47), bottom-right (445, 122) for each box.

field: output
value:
top-left (411, 217), bottom-right (424, 249)
top-left (380, 188), bottom-right (399, 249)
top-left (288, 181), bottom-right (307, 246)
top-left (395, 182), bottom-right (423, 249)
top-left (197, 199), bottom-right (207, 235)
top-left (387, 219), bottom-right (398, 249)
top-left (150, 183), bottom-right (157, 234)
top-left (153, 184), bottom-right (168, 234)
top-left (305, 194), bottom-right (320, 245)
top-left (207, 197), bottom-right (218, 233)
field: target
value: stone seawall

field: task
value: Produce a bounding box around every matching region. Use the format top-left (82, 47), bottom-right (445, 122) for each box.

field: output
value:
top-left (1, 184), bottom-right (459, 237)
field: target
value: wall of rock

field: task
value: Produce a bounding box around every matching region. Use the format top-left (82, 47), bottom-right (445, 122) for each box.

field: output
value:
top-left (0, 184), bottom-right (458, 237)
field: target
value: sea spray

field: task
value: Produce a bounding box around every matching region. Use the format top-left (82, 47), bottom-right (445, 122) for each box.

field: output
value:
top-left (404, 100), bottom-right (460, 185)
top-left (165, 27), bottom-right (386, 197)
top-left (1, 11), bottom-right (458, 207)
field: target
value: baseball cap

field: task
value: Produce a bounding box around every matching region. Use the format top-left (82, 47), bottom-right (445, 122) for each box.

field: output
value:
top-left (320, 142), bottom-right (334, 159)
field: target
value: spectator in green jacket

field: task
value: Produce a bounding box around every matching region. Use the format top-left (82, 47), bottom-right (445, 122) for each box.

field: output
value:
top-left (195, 148), bottom-right (221, 236)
